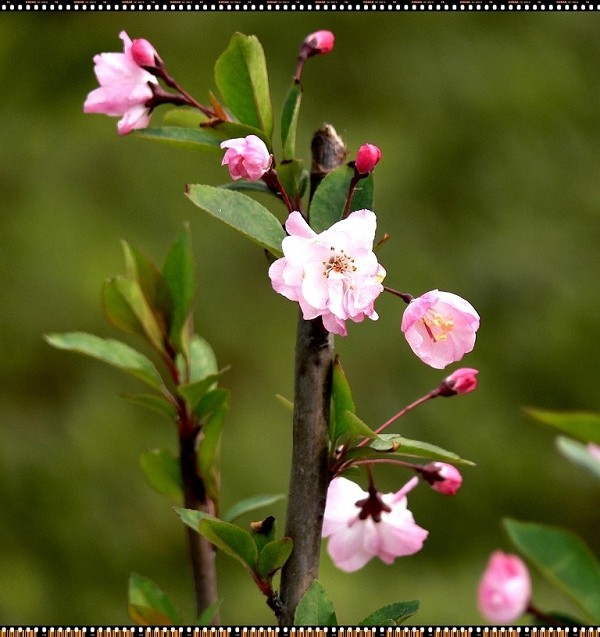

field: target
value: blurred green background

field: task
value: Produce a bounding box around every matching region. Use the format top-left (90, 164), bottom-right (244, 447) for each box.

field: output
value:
top-left (1, 12), bottom-right (599, 625)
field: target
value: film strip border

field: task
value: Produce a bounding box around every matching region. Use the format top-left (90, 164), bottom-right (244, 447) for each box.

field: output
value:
top-left (1, 629), bottom-right (599, 637)
top-left (2, 1), bottom-right (600, 9)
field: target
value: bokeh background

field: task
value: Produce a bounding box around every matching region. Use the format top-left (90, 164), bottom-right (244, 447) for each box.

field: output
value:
top-left (1, 12), bottom-right (599, 625)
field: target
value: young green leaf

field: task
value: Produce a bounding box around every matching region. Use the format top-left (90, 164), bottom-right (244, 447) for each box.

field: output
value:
top-left (197, 388), bottom-right (230, 503)
top-left (276, 159), bottom-right (305, 204)
top-left (45, 332), bottom-right (166, 393)
top-left (524, 407), bottom-right (600, 446)
top-left (504, 518), bottom-right (600, 622)
top-left (122, 393), bottom-right (178, 421)
top-left (121, 241), bottom-right (172, 336)
top-left (196, 600), bottom-right (223, 626)
top-left (175, 507), bottom-right (258, 570)
top-left (162, 227), bottom-right (195, 355)
top-left (330, 357), bottom-right (356, 442)
top-left (140, 449), bottom-right (183, 502)
top-left (177, 374), bottom-right (219, 412)
top-left (294, 579), bottom-right (337, 626)
top-left (186, 184), bottom-right (285, 256)
top-left (358, 600), bottom-right (420, 625)
top-left (102, 277), bottom-right (146, 338)
top-left (214, 33), bottom-right (273, 139)
top-left (281, 82), bottom-right (302, 160)
top-left (134, 126), bottom-right (224, 153)
top-left (103, 276), bottom-right (165, 352)
top-left (257, 537), bottom-right (293, 580)
top-left (310, 165), bottom-right (374, 234)
top-left (178, 335), bottom-right (219, 384)
top-left (223, 493), bottom-right (287, 523)
top-left (127, 572), bottom-right (180, 625)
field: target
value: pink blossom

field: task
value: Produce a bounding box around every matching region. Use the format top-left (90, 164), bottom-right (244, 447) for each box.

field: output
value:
top-left (304, 30), bottom-right (335, 56)
top-left (355, 144), bottom-right (382, 174)
top-left (220, 135), bottom-right (272, 181)
top-left (478, 551), bottom-right (531, 623)
top-left (130, 38), bottom-right (160, 67)
top-left (269, 210), bottom-right (386, 336)
top-left (421, 462), bottom-right (463, 495)
top-left (322, 477), bottom-right (428, 572)
top-left (83, 31), bottom-right (158, 135)
top-left (439, 367), bottom-right (479, 396)
top-left (401, 290), bottom-right (480, 369)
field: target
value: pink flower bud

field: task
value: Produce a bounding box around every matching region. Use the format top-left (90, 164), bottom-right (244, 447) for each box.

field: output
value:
top-left (439, 367), bottom-right (479, 396)
top-left (130, 38), bottom-right (159, 67)
top-left (478, 551), bottom-right (531, 623)
top-left (421, 462), bottom-right (463, 495)
top-left (303, 30), bottom-right (335, 56)
top-left (220, 135), bottom-right (272, 181)
top-left (355, 144), bottom-right (382, 174)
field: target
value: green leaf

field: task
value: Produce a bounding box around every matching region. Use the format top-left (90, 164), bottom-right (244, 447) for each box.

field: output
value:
top-left (127, 572), bottom-right (180, 625)
top-left (281, 82), bottom-right (302, 160)
top-left (276, 159), bottom-right (305, 204)
top-left (249, 515), bottom-right (276, 554)
top-left (134, 126), bottom-right (223, 153)
top-left (175, 507), bottom-right (258, 570)
top-left (223, 494), bottom-right (286, 523)
top-left (178, 335), bottom-right (219, 384)
top-left (162, 226), bottom-right (195, 354)
top-left (122, 242), bottom-right (172, 326)
top-left (160, 107), bottom-right (206, 128)
top-left (103, 277), bottom-right (165, 352)
top-left (140, 449), bottom-right (183, 501)
top-left (257, 537), bottom-right (293, 579)
top-left (220, 180), bottom-right (273, 195)
top-left (102, 277), bottom-right (145, 338)
top-left (197, 388), bottom-right (230, 503)
top-left (45, 332), bottom-right (166, 393)
top-left (186, 184), bottom-right (285, 256)
top-left (178, 374), bottom-right (219, 412)
top-left (524, 407), bottom-right (600, 446)
top-left (294, 579), bottom-right (337, 626)
top-left (358, 600), bottom-right (420, 626)
top-left (214, 33), bottom-right (273, 138)
top-left (504, 518), bottom-right (600, 622)
top-left (209, 120), bottom-right (270, 146)
top-left (310, 165), bottom-right (375, 234)
top-left (122, 393), bottom-right (178, 421)
top-left (346, 434), bottom-right (474, 466)
top-left (196, 600), bottom-right (223, 626)
top-left (556, 436), bottom-right (600, 479)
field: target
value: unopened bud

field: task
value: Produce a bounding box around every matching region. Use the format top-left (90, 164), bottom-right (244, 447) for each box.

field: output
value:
top-left (421, 462), bottom-right (462, 495)
top-left (131, 38), bottom-right (160, 67)
top-left (303, 30), bottom-right (335, 57)
top-left (438, 367), bottom-right (479, 397)
top-left (355, 143), bottom-right (382, 175)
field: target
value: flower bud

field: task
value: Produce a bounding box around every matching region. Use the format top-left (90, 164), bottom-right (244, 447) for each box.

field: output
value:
top-left (303, 30), bottom-right (335, 57)
top-left (421, 462), bottom-right (462, 495)
top-left (438, 367), bottom-right (479, 396)
top-left (131, 38), bottom-right (159, 68)
top-left (355, 143), bottom-right (382, 175)
top-left (478, 551), bottom-right (531, 623)
top-left (220, 135), bottom-right (272, 181)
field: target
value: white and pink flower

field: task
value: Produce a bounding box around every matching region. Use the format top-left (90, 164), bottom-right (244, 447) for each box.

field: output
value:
top-left (478, 551), bottom-right (532, 623)
top-left (83, 31), bottom-right (158, 135)
top-left (322, 476), bottom-right (428, 572)
top-left (220, 135), bottom-right (272, 181)
top-left (401, 290), bottom-right (480, 369)
top-left (269, 209), bottom-right (386, 336)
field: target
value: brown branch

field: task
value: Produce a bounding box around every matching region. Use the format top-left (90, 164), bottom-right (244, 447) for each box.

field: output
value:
top-left (278, 124), bottom-right (346, 625)
top-left (179, 408), bottom-right (220, 624)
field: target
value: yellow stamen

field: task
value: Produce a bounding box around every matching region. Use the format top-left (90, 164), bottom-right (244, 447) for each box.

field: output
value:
top-left (422, 311), bottom-right (454, 342)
